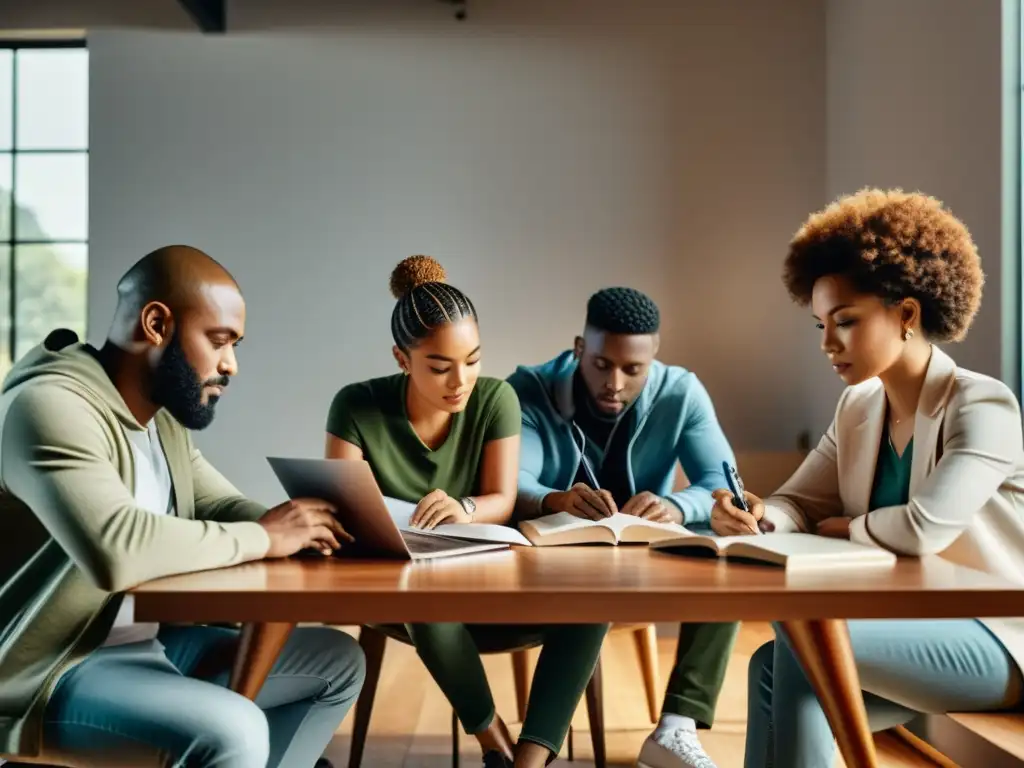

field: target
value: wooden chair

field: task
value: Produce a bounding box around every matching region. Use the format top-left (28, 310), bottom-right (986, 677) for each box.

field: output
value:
top-left (0, 755), bottom-right (79, 767)
top-left (348, 625), bottom-right (609, 768)
top-left (896, 713), bottom-right (1024, 768)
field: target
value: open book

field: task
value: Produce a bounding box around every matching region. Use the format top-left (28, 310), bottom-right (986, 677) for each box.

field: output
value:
top-left (384, 497), bottom-right (533, 547)
top-left (518, 511), bottom-right (688, 546)
top-left (650, 532), bottom-right (897, 570)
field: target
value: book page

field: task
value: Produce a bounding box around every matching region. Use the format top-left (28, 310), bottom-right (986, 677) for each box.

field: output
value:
top-left (602, 513), bottom-right (689, 540)
top-left (522, 511), bottom-right (598, 536)
top-left (652, 530), bottom-right (807, 556)
top-left (724, 533), bottom-right (875, 557)
top-left (383, 497), bottom-right (532, 546)
top-left (383, 497), bottom-right (417, 528)
top-left (712, 534), bottom-right (760, 547)
top-left (427, 523), bottom-right (532, 546)
top-left (724, 533), bottom-right (898, 568)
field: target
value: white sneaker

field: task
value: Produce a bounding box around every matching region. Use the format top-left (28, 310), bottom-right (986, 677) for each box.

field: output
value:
top-left (636, 727), bottom-right (718, 768)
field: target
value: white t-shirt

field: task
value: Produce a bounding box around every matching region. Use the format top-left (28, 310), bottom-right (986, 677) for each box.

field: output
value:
top-left (101, 420), bottom-right (174, 647)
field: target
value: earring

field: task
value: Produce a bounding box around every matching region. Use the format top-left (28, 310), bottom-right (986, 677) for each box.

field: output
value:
top-left (903, 328), bottom-right (915, 341)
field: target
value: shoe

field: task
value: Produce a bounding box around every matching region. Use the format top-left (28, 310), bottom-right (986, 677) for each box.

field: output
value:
top-left (636, 727), bottom-right (718, 768)
top-left (483, 750), bottom-right (513, 767)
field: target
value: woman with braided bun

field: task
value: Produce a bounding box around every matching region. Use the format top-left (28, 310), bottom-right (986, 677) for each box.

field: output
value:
top-left (707, 190), bottom-right (1024, 768)
top-left (325, 255), bottom-right (608, 768)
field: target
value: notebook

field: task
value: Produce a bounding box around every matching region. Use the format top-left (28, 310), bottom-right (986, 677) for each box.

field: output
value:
top-left (517, 511), bottom-right (688, 546)
top-left (650, 531), bottom-right (898, 570)
top-left (384, 497), bottom-right (532, 547)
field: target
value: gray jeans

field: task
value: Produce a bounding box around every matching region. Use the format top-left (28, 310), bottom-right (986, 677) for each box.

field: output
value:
top-left (42, 625), bottom-right (365, 768)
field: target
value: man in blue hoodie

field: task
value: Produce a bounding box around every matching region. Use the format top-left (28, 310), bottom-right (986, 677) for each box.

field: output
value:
top-left (507, 287), bottom-right (738, 768)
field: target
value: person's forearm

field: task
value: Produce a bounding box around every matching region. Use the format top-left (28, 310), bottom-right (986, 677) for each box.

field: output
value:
top-left (666, 487), bottom-right (714, 525)
top-left (464, 492), bottom-right (515, 525)
top-left (515, 476), bottom-right (560, 521)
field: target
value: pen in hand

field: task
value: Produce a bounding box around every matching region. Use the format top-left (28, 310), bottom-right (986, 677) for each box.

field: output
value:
top-left (723, 461), bottom-right (763, 535)
top-left (549, 454), bottom-right (615, 519)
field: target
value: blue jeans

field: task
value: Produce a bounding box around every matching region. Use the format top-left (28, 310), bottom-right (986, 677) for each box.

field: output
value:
top-left (745, 619), bottom-right (1024, 768)
top-left (42, 625), bottom-right (365, 768)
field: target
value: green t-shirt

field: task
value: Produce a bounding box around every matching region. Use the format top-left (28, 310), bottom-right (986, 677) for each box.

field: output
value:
top-left (326, 374), bottom-right (522, 503)
top-left (869, 426), bottom-right (913, 510)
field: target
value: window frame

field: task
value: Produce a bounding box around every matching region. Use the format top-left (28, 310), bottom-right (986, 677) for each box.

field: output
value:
top-left (0, 37), bottom-right (88, 368)
top-left (1017, 2), bottom-right (1024, 402)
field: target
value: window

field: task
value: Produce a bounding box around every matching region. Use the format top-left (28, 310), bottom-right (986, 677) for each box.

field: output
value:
top-left (0, 41), bottom-right (88, 380)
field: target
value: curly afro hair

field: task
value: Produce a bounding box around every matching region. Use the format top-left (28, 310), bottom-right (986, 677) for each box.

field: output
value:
top-left (782, 188), bottom-right (984, 343)
top-left (388, 255), bottom-right (477, 350)
top-left (586, 287), bottom-right (660, 335)
top-left (389, 254), bottom-right (448, 299)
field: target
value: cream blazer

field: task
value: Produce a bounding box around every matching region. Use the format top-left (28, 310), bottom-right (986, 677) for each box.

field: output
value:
top-left (764, 346), bottom-right (1024, 671)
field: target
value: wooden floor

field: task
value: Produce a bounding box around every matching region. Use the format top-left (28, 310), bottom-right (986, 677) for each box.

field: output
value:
top-left (321, 623), bottom-right (941, 767)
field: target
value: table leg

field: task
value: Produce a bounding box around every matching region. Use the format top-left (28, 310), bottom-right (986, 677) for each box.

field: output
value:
top-left (229, 621), bottom-right (295, 700)
top-left (779, 619), bottom-right (878, 768)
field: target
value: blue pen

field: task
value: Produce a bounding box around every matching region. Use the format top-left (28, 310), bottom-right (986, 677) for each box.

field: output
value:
top-left (723, 461), bottom-right (761, 535)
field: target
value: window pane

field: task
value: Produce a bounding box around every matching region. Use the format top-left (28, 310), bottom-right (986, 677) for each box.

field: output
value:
top-left (0, 246), bottom-right (9, 380)
top-left (0, 52), bottom-right (11, 150)
top-left (0, 153), bottom-right (10, 240)
top-left (15, 48), bottom-right (88, 150)
top-left (14, 153), bottom-right (88, 241)
top-left (14, 243), bottom-right (87, 361)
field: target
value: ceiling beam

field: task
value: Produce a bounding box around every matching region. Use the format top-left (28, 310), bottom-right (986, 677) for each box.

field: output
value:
top-left (178, 0), bottom-right (226, 33)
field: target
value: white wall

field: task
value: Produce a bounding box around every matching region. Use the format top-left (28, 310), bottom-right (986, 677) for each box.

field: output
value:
top-left (88, 0), bottom-right (826, 504)
top-left (823, 0), bottom-right (1013, 415)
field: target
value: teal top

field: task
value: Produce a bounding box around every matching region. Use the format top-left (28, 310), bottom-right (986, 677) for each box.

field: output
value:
top-left (869, 426), bottom-right (913, 510)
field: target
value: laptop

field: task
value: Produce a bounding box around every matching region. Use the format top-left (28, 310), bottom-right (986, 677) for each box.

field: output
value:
top-left (266, 457), bottom-right (510, 561)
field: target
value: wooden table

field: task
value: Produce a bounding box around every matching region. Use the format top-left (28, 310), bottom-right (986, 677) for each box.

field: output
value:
top-left (132, 547), bottom-right (1024, 768)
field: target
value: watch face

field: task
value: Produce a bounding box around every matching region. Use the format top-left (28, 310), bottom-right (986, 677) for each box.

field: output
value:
top-left (463, 497), bottom-right (477, 513)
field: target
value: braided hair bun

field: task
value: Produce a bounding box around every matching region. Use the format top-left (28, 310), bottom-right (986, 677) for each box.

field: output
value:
top-left (388, 255), bottom-right (477, 350)
top-left (389, 255), bottom-right (448, 299)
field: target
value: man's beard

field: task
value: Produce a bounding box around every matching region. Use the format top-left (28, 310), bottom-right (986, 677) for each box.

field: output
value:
top-left (151, 333), bottom-right (229, 430)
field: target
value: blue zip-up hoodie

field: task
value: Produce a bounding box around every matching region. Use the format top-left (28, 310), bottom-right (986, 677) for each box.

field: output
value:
top-left (507, 351), bottom-right (737, 525)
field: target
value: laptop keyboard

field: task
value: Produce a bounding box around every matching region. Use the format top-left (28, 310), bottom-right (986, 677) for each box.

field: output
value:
top-left (401, 529), bottom-right (476, 554)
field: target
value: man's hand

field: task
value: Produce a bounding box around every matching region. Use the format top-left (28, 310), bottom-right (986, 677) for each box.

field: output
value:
top-left (543, 483), bottom-right (617, 520)
top-left (259, 498), bottom-right (353, 558)
top-left (410, 489), bottom-right (470, 530)
top-left (815, 517), bottom-right (851, 539)
top-left (621, 492), bottom-right (680, 524)
top-left (710, 489), bottom-right (773, 536)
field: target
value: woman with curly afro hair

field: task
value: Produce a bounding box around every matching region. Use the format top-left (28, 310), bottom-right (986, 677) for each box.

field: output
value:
top-left (709, 189), bottom-right (1024, 768)
top-left (323, 256), bottom-right (608, 768)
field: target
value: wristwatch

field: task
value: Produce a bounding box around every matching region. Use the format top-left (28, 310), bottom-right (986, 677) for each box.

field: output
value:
top-left (459, 496), bottom-right (477, 521)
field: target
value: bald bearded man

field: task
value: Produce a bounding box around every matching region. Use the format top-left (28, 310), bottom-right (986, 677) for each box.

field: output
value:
top-left (0, 246), bottom-right (364, 768)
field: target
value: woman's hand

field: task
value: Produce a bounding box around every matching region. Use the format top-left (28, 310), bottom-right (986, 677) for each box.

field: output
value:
top-left (410, 489), bottom-right (471, 530)
top-left (815, 517), bottom-right (851, 539)
top-left (710, 489), bottom-right (774, 536)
